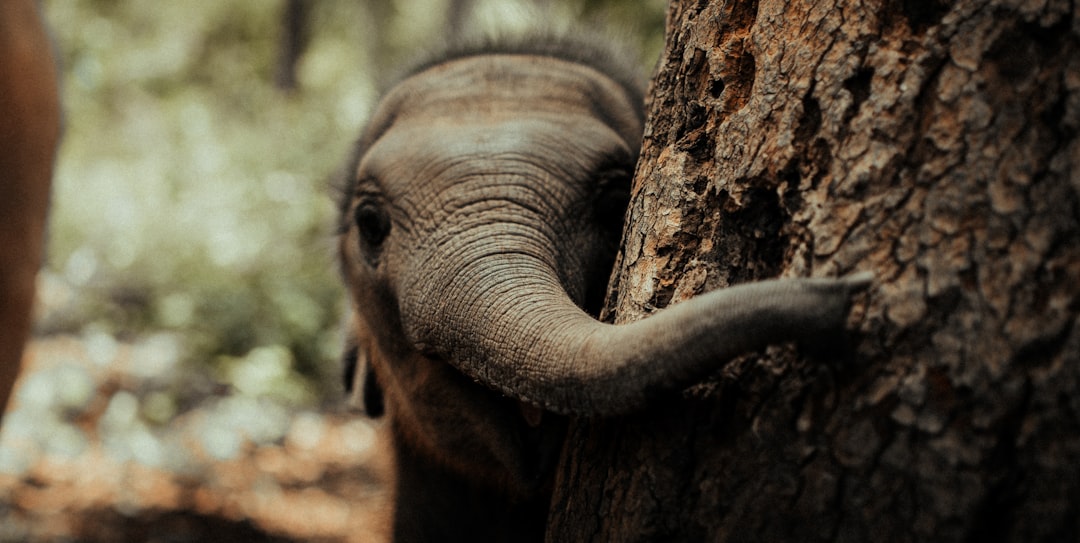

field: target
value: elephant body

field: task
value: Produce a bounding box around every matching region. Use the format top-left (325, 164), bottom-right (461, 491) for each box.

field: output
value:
top-left (0, 1), bottom-right (61, 422)
top-left (337, 33), bottom-right (870, 542)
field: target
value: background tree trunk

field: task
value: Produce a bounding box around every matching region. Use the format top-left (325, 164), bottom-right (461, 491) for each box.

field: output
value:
top-left (274, 0), bottom-right (311, 92)
top-left (548, 0), bottom-right (1080, 541)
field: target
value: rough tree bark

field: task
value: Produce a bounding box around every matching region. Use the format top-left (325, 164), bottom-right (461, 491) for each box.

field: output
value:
top-left (548, 0), bottom-right (1080, 541)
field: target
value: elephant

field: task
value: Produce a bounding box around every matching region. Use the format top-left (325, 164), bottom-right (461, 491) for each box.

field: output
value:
top-left (0, 0), bottom-right (61, 422)
top-left (336, 33), bottom-right (872, 542)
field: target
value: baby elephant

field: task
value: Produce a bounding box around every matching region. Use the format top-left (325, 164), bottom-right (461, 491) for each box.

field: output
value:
top-left (337, 34), bottom-right (871, 542)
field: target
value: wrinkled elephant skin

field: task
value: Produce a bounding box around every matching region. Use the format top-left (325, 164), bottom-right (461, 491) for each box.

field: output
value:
top-left (336, 36), bottom-right (871, 543)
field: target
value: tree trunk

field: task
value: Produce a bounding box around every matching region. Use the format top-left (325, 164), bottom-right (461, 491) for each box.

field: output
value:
top-left (274, 0), bottom-right (311, 93)
top-left (548, 0), bottom-right (1080, 541)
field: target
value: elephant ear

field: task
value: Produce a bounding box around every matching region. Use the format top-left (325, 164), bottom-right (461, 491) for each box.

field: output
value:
top-left (342, 317), bottom-right (385, 418)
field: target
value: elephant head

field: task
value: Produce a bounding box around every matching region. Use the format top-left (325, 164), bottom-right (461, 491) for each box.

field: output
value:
top-left (339, 36), bottom-right (648, 487)
top-left (337, 34), bottom-right (871, 538)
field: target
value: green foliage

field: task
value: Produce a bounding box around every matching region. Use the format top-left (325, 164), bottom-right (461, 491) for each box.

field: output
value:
top-left (43, 0), bottom-right (376, 400)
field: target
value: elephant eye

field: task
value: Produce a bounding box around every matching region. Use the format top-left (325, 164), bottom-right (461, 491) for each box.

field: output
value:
top-left (354, 202), bottom-right (391, 249)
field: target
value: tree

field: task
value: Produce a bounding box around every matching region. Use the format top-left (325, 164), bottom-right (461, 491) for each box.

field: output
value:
top-left (547, 0), bottom-right (1080, 541)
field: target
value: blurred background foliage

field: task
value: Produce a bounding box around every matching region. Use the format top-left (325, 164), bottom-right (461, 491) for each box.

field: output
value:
top-left (38, 0), bottom-right (665, 408)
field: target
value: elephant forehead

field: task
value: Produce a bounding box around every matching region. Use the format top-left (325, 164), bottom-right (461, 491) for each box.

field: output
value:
top-left (392, 54), bottom-right (617, 117)
top-left (358, 117), bottom-right (627, 194)
top-left (352, 53), bottom-right (641, 202)
top-left (370, 116), bottom-right (618, 161)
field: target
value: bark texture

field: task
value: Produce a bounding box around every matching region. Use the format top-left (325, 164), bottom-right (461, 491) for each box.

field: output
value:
top-left (548, 0), bottom-right (1080, 541)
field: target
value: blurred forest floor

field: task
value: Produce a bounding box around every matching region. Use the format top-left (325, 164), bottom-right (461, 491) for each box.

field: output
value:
top-left (0, 334), bottom-right (392, 542)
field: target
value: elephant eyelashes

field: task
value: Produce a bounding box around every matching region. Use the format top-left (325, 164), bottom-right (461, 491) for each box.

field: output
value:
top-left (354, 202), bottom-right (391, 250)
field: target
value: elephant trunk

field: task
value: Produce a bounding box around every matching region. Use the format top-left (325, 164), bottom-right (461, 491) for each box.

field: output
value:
top-left (397, 213), bottom-right (871, 417)
top-left (397, 219), bottom-right (610, 413)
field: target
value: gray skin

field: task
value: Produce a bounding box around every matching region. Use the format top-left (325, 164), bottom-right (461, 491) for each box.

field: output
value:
top-left (338, 46), bottom-right (871, 542)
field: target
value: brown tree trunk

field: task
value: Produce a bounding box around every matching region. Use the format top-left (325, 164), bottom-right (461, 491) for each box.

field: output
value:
top-left (274, 0), bottom-right (311, 92)
top-left (548, 0), bottom-right (1080, 541)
